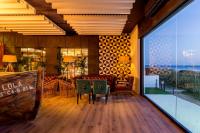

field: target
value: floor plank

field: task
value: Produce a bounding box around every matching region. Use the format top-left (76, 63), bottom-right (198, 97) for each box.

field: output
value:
top-left (0, 94), bottom-right (184, 133)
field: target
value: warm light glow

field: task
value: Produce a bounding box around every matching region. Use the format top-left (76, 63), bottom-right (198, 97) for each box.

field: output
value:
top-left (0, 21), bottom-right (50, 24)
top-left (0, 27), bottom-right (11, 32)
top-left (2, 55), bottom-right (17, 63)
top-left (130, 25), bottom-right (139, 93)
top-left (0, 3), bottom-right (27, 8)
top-left (63, 15), bottom-right (127, 35)
top-left (63, 56), bottom-right (77, 62)
top-left (59, 9), bottom-right (131, 14)
top-left (0, 0), bottom-right (65, 35)
top-left (11, 29), bottom-right (61, 32)
top-left (0, 15), bottom-right (45, 20)
top-left (46, 0), bottom-right (135, 2)
top-left (47, 0), bottom-right (134, 14)
top-left (22, 33), bottom-right (65, 35)
top-left (58, 3), bottom-right (131, 9)
top-left (19, 31), bottom-right (64, 34)
top-left (6, 27), bottom-right (57, 30)
top-left (64, 15), bottom-right (127, 20)
top-left (0, 0), bottom-right (18, 2)
top-left (0, 15), bottom-right (65, 35)
top-left (67, 21), bottom-right (126, 24)
top-left (46, 0), bottom-right (135, 35)
top-left (119, 56), bottom-right (130, 64)
top-left (79, 33), bottom-right (121, 35)
top-left (0, 9), bottom-right (35, 15)
top-left (0, 23), bottom-right (54, 25)
top-left (0, 0), bottom-right (36, 14)
top-left (69, 23), bottom-right (125, 26)
top-left (76, 29), bottom-right (123, 31)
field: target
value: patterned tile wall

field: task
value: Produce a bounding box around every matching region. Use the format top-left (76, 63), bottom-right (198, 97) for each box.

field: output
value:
top-left (99, 34), bottom-right (131, 80)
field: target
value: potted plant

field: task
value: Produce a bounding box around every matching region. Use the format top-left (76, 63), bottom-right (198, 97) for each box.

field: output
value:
top-left (75, 56), bottom-right (87, 75)
top-left (17, 56), bottom-right (31, 72)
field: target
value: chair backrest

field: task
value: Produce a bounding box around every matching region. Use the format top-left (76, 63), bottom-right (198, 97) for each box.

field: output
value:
top-left (127, 76), bottom-right (134, 90)
top-left (76, 79), bottom-right (91, 93)
top-left (93, 80), bottom-right (107, 94)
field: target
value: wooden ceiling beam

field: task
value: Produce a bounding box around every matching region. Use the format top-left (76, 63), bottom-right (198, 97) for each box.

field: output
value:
top-left (46, 0), bottom-right (135, 3)
top-left (25, 0), bottom-right (77, 35)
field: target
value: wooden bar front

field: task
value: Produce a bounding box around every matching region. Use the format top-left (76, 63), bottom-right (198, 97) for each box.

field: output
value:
top-left (0, 70), bottom-right (42, 124)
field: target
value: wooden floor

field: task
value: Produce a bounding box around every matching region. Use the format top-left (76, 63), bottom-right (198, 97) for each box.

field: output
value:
top-left (0, 94), bottom-right (184, 133)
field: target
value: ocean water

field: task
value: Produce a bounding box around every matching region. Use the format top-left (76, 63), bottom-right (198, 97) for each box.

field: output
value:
top-left (145, 65), bottom-right (200, 71)
top-left (169, 66), bottom-right (200, 71)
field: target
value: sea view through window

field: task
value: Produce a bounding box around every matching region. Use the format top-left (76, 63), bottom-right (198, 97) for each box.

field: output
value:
top-left (143, 1), bottom-right (200, 132)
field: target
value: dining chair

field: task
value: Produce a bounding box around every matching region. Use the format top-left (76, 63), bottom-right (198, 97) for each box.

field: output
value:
top-left (93, 80), bottom-right (109, 104)
top-left (59, 80), bottom-right (75, 97)
top-left (76, 79), bottom-right (92, 104)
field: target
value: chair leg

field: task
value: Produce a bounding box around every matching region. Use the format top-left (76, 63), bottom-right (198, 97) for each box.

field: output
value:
top-left (77, 93), bottom-right (79, 104)
top-left (93, 94), bottom-right (96, 104)
top-left (80, 94), bottom-right (82, 99)
top-left (89, 93), bottom-right (90, 104)
top-left (105, 94), bottom-right (108, 104)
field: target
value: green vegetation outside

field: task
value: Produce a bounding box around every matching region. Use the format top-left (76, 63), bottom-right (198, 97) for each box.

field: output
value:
top-left (182, 90), bottom-right (200, 101)
top-left (145, 87), bottom-right (169, 94)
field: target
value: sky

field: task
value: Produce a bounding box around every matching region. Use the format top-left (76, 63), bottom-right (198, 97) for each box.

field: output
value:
top-left (144, 0), bottom-right (200, 66)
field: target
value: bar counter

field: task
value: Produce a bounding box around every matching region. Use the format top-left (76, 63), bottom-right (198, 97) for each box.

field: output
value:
top-left (0, 70), bottom-right (43, 124)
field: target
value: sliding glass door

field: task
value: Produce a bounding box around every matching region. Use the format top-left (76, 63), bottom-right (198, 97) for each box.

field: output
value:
top-left (143, 1), bottom-right (200, 132)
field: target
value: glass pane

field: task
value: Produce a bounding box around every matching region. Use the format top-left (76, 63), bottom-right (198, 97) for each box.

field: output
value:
top-left (176, 1), bottom-right (200, 132)
top-left (82, 49), bottom-right (88, 56)
top-left (61, 49), bottom-right (67, 56)
top-left (67, 49), bottom-right (75, 56)
top-left (143, 1), bottom-right (200, 132)
top-left (75, 49), bottom-right (81, 56)
top-left (20, 48), bottom-right (46, 71)
top-left (61, 48), bottom-right (88, 79)
top-left (144, 15), bottom-right (177, 117)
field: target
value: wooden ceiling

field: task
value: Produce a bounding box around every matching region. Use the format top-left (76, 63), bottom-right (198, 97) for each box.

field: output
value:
top-left (25, 0), bottom-right (148, 35)
top-left (45, 0), bottom-right (136, 35)
top-left (0, 0), bottom-right (65, 35)
top-left (0, 0), bottom-right (173, 35)
top-left (25, 0), bottom-right (76, 35)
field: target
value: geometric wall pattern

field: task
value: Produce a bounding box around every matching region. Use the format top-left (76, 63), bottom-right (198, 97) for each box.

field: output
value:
top-left (99, 34), bottom-right (131, 80)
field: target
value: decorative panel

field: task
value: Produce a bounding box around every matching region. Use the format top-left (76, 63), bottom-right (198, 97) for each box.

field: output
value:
top-left (46, 0), bottom-right (135, 35)
top-left (99, 34), bottom-right (131, 80)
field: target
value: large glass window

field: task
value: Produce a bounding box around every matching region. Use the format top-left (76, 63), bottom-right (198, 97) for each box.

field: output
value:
top-left (61, 48), bottom-right (88, 79)
top-left (143, 1), bottom-right (200, 132)
top-left (19, 48), bottom-right (46, 71)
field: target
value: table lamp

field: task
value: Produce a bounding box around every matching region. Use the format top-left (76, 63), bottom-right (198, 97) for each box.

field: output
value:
top-left (119, 56), bottom-right (129, 64)
top-left (63, 56), bottom-right (77, 79)
top-left (2, 55), bottom-right (17, 72)
top-left (63, 56), bottom-right (76, 63)
top-left (118, 56), bottom-right (130, 80)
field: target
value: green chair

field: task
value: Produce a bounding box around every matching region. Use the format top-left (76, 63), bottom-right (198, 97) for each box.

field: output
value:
top-left (76, 79), bottom-right (92, 104)
top-left (93, 80), bottom-right (109, 104)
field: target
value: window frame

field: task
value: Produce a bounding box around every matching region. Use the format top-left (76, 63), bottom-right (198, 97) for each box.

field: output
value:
top-left (140, 1), bottom-right (193, 132)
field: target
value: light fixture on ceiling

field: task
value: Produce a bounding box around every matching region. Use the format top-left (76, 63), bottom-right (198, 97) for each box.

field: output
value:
top-left (63, 15), bottom-right (127, 35)
top-left (0, 0), bottom-right (36, 14)
top-left (45, 0), bottom-right (135, 35)
top-left (0, 15), bottom-right (65, 35)
top-left (46, 0), bottom-right (135, 14)
top-left (0, 1), bottom-right (65, 35)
